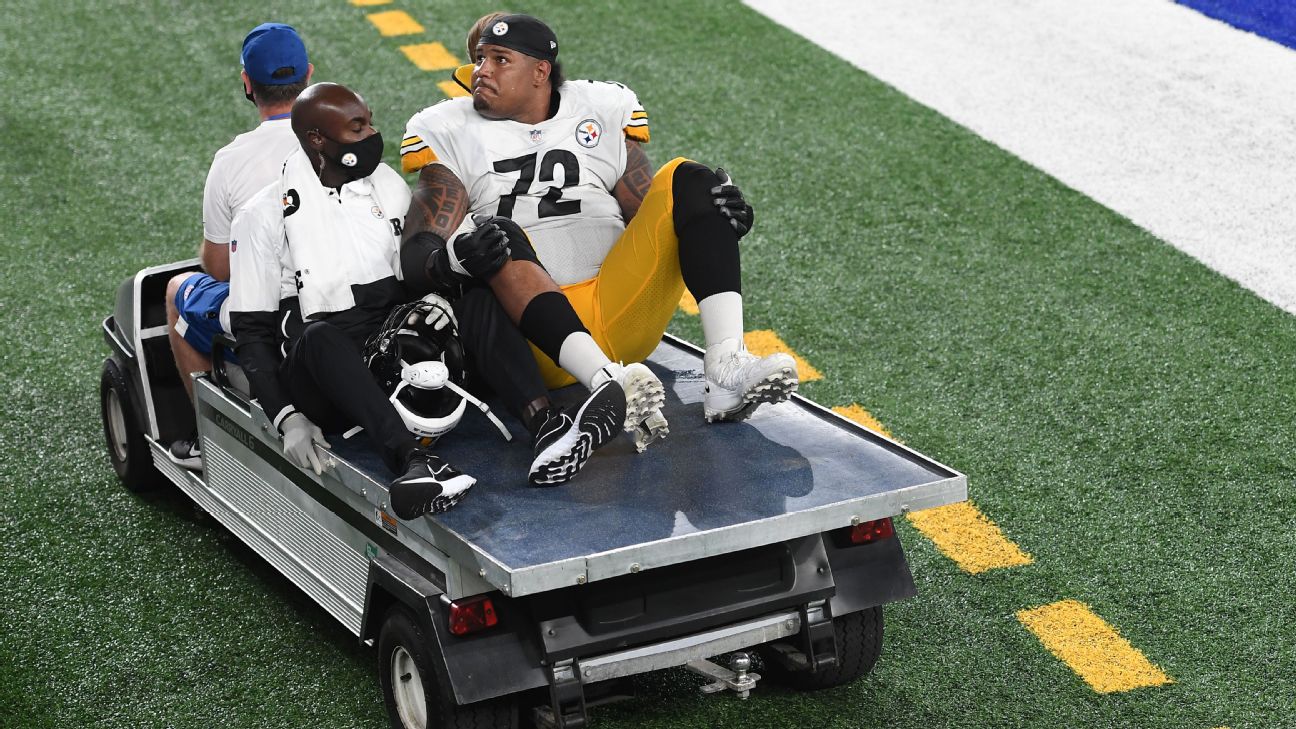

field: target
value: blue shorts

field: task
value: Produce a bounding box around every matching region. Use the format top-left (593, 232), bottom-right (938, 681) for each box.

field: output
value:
top-left (174, 273), bottom-right (234, 360)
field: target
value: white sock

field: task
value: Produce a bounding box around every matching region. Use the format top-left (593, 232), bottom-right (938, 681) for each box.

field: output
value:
top-left (697, 291), bottom-right (744, 349)
top-left (557, 332), bottom-right (613, 389)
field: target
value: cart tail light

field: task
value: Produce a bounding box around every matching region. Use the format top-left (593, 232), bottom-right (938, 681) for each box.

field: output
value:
top-left (847, 517), bottom-right (894, 545)
top-left (448, 595), bottom-right (498, 636)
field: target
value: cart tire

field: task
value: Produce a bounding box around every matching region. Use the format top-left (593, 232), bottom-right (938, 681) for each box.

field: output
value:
top-left (759, 606), bottom-right (883, 691)
top-left (378, 604), bottom-right (518, 729)
top-left (100, 358), bottom-right (164, 492)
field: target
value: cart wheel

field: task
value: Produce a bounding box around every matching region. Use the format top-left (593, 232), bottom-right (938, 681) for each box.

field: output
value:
top-left (378, 604), bottom-right (517, 729)
top-left (100, 358), bottom-right (164, 492)
top-left (759, 606), bottom-right (883, 691)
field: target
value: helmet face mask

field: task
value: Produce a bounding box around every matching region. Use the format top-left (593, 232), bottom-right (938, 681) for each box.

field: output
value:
top-left (365, 302), bottom-right (470, 440)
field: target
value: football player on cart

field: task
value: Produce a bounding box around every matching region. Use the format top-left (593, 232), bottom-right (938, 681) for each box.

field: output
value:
top-left (401, 14), bottom-right (797, 438)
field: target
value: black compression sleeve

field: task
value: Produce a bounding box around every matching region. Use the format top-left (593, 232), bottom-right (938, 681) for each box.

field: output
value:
top-left (518, 291), bottom-right (589, 364)
top-left (672, 161), bottom-right (742, 300)
top-left (400, 231), bottom-right (457, 296)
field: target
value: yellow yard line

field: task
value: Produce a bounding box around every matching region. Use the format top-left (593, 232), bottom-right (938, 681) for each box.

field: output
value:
top-left (699, 323), bottom-right (1028, 577)
top-left (743, 330), bottom-right (822, 381)
top-left (678, 290), bottom-right (699, 315)
top-left (832, 404), bottom-right (894, 439)
top-left (1017, 600), bottom-right (1173, 693)
top-left (400, 42), bottom-right (460, 71)
top-left (906, 502), bottom-right (1033, 574)
top-left (833, 404), bottom-right (1030, 574)
top-left (367, 10), bottom-right (424, 36)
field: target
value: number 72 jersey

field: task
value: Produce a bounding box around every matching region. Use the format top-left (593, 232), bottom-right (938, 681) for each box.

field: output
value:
top-left (401, 80), bottom-right (650, 286)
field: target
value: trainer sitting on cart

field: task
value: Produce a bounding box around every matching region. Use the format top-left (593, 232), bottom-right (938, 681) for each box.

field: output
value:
top-left (164, 22), bottom-right (312, 470)
top-left (226, 82), bottom-right (494, 519)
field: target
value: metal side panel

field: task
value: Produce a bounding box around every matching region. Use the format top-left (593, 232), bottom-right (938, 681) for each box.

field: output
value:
top-left (190, 377), bottom-right (482, 598)
top-left (152, 439), bottom-right (365, 635)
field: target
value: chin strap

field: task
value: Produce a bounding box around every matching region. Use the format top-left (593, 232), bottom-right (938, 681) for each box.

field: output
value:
top-left (392, 376), bottom-right (513, 443)
top-left (442, 379), bottom-right (513, 442)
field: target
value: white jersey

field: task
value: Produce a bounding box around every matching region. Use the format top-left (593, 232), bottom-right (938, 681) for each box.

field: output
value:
top-left (401, 80), bottom-right (650, 286)
top-left (202, 117), bottom-right (298, 244)
top-left (227, 159), bottom-right (412, 319)
top-left (226, 159), bottom-right (411, 428)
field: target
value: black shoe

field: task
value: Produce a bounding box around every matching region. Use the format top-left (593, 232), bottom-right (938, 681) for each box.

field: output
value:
top-left (168, 434), bottom-right (202, 471)
top-left (528, 380), bottom-right (626, 486)
top-left (390, 451), bottom-right (475, 519)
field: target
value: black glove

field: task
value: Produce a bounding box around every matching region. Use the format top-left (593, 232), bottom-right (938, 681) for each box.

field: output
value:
top-left (450, 217), bottom-right (512, 280)
top-left (711, 167), bottom-right (754, 239)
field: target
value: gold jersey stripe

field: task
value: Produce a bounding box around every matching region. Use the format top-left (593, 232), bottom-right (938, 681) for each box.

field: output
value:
top-left (630, 111), bottom-right (648, 120)
top-left (624, 125), bottom-right (650, 143)
top-left (438, 80), bottom-right (469, 98)
top-left (401, 135), bottom-right (424, 147)
top-left (452, 64), bottom-right (473, 93)
top-left (400, 147), bottom-right (438, 173)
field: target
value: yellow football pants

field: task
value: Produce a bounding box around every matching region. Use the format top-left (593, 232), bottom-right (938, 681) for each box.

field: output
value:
top-left (532, 157), bottom-right (690, 388)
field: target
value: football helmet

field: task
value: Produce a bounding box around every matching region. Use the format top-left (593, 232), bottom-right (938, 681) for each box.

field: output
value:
top-left (364, 299), bottom-right (511, 441)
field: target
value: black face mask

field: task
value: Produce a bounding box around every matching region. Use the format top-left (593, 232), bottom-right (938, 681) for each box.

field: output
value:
top-left (317, 130), bottom-right (384, 180)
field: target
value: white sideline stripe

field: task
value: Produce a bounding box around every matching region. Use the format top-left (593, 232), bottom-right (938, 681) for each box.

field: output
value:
top-left (744, 0), bottom-right (1296, 316)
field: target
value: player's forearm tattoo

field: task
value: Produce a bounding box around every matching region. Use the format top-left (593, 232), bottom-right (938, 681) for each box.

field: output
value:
top-left (614, 140), bottom-right (653, 222)
top-left (405, 164), bottom-right (469, 240)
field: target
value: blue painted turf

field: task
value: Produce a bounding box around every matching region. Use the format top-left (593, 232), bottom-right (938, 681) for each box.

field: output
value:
top-left (1176, 0), bottom-right (1296, 50)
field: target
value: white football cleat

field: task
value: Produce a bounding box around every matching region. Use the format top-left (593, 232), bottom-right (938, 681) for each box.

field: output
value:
top-left (592, 362), bottom-right (668, 451)
top-left (703, 338), bottom-right (799, 422)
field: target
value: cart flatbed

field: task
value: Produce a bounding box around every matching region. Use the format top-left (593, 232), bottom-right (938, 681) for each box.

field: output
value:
top-left (302, 336), bottom-right (963, 596)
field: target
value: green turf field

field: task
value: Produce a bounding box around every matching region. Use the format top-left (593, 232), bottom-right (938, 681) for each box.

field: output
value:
top-left (2, 1), bottom-right (1294, 727)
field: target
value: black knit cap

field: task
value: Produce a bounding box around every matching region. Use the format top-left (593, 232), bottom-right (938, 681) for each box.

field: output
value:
top-left (477, 14), bottom-right (558, 63)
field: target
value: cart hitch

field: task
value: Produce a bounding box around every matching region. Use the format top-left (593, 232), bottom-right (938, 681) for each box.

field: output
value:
top-left (538, 658), bottom-right (587, 729)
top-left (800, 599), bottom-right (839, 672)
top-left (686, 653), bottom-right (761, 699)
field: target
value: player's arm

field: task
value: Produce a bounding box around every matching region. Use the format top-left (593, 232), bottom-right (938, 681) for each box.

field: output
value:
top-left (200, 157), bottom-right (235, 281)
top-left (199, 239), bottom-right (230, 281)
top-left (400, 163), bottom-right (472, 296)
top-left (613, 139), bottom-right (654, 223)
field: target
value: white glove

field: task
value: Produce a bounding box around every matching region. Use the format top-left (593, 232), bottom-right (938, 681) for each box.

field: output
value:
top-left (409, 292), bottom-right (457, 331)
top-left (280, 412), bottom-right (332, 475)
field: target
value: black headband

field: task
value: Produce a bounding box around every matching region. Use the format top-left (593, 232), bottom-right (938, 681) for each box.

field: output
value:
top-left (477, 14), bottom-right (558, 63)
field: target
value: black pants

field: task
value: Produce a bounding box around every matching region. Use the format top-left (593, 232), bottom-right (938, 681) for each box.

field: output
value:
top-left (453, 285), bottom-right (549, 422)
top-left (279, 293), bottom-right (545, 473)
top-left (280, 321), bottom-right (416, 475)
